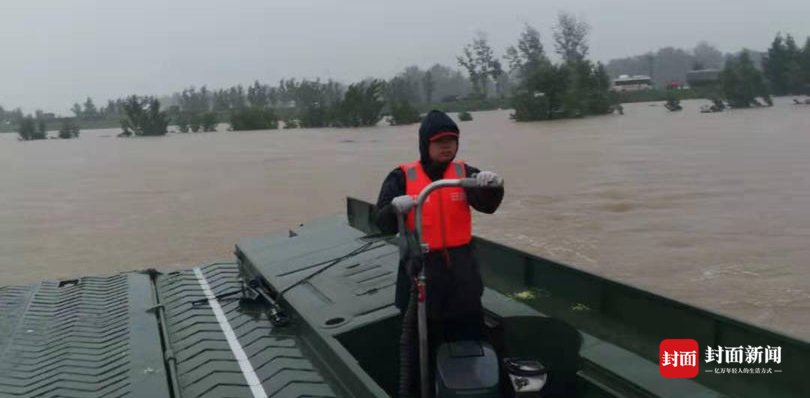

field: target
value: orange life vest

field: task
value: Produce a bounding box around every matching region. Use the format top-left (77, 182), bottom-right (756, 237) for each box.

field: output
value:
top-left (399, 160), bottom-right (472, 251)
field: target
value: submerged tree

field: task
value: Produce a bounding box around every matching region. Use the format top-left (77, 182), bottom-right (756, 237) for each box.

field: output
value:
top-left (763, 34), bottom-right (805, 95)
top-left (511, 63), bottom-right (568, 121)
top-left (178, 86), bottom-right (211, 114)
top-left (587, 62), bottom-right (613, 114)
top-left (665, 90), bottom-right (682, 111)
top-left (333, 80), bottom-right (385, 127)
top-left (175, 113), bottom-right (191, 133)
top-left (510, 16), bottom-right (611, 122)
top-left (120, 96), bottom-right (170, 136)
top-left (58, 119), bottom-right (80, 138)
top-left (201, 112), bottom-right (218, 132)
top-left (230, 108), bottom-right (279, 131)
top-left (721, 51), bottom-right (772, 108)
top-left (18, 116), bottom-right (47, 141)
top-left (190, 114), bottom-right (202, 132)
top-left (388, 101), bottom-right (421, 126)
top-left (458, 111), bottom-right (473, 121)
top-left (289, 79), bottom-right (343, 128)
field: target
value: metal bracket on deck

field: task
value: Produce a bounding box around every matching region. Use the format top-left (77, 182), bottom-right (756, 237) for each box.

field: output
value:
top-left (243, 278), bottom-right (290, 327)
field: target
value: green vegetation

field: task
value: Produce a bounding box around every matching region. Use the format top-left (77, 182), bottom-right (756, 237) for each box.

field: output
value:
top-left (0, 106), bottom-right (24, 131)
top-left (120, 96), bottom-right (169, 136)
top-left (721, 51), bottom-right (773, 108)
top-left (664, 90), bottom-right (682, 111)
top-left (176, 112), bottom-right (218, 133)
top-left (200, 112), bottom-right (218, 132)
top-left (457, 33), bottom-right (504, 98)
top-left (458, 111), bottom-right (473, 121)
top-left (388, 101), bottom-right (421, 125)
top-left (170, 87), bottom-right (218, 132)
top-left (229, 108), bottom-right (279, 131)
top-left (175, 113), bottom-right (190, 133)
top-left (332, 80), bottom-right (386, 127)
top-left (226, 78), bottom-right (386, 129)
top-left (283, 79), bottom-right (341, 128)
top-left (5, 26), bottom-right (810, 136)
top-left (17, 115), bottom-right (47, 141)
top-left (58, 119), bottom-right (80, 139)
top-left (509, 14), bottom-right (613, 121)
top-left (763, 34), bottom-right (810, 95)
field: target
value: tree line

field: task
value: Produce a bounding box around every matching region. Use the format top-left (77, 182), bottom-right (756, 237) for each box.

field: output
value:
top-left (109, 29), bottom-right (810, 137)
top-left (2, 11), bottom-right (612, 138)
top-left (4, 108), bottom-right (82, 141)
top-left (122, 13), bottom-right (614, 130)
top-left (111, 62), bottom-right (480, 135)
top-left (6, 20), bottom-right (810, 140)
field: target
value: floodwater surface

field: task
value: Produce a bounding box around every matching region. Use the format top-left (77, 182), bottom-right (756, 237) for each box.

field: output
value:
top-left (1, 98), bottom-right (808, 339)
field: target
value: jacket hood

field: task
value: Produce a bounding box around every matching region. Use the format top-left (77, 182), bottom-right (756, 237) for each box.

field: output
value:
top-left (418, 110), bottom-right (460, 165)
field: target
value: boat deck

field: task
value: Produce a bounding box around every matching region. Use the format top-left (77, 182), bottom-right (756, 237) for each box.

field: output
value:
top-left (0, 198), bottom-right (807, 397)
top-left (0, 262), bottom-right (340, 398)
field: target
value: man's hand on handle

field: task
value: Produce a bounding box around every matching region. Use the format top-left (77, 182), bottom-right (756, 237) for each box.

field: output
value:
top-left (393, 172), bottom-right (501, 215)
top-left (475, 171), bottom-right (503, 187)
top-left (392, 195), bottom-right (416, 214)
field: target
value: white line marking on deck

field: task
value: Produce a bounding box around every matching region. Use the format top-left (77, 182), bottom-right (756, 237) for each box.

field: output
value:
top-left (194, 267), bottom-right (267, 398)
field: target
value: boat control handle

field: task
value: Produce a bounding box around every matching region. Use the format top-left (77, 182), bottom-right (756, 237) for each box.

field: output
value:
top-left (459, 177), bottom-right (479, 188)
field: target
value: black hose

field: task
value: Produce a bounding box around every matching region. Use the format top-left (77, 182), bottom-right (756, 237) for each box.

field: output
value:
top-left (399, 277), bottom-right (418, 398)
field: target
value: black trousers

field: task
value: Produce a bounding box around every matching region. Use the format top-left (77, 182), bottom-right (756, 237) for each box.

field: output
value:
top-left (395, 244), bottom-right (486, 397)
top-left (394, 244), bottom-right (485, 319)
top-left (397, 252), bottom-right (486, 397)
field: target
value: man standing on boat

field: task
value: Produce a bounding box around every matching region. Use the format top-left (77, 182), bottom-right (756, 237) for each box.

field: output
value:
top-left (374, 109), bottom-right (504, 362)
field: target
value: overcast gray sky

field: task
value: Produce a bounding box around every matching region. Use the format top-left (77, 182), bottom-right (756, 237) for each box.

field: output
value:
top-left (2, 0), bottom-right (809, 114)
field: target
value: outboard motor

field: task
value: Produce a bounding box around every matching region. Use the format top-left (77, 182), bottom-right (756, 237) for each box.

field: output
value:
top-left (435, 340), bottom-right (500, 398)
top-left (501, 358), bottom-right (547, 397)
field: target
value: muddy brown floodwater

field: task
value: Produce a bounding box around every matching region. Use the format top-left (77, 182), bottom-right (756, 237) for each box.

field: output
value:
top-left (1, 98), bottom-right (808, 339)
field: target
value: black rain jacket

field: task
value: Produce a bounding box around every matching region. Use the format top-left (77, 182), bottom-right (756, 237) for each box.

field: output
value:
top-left (374, 110), bottom-right (504, 320)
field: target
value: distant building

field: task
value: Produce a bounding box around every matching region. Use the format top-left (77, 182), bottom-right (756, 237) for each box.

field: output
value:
top-left (611, 75), bottom-right (653, 92)
top-left (686, 69), bottom-right (721, 88)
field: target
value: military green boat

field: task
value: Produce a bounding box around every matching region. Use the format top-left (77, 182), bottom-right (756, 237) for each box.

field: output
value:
top-left (0, 196), bottom-right (807, 397)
